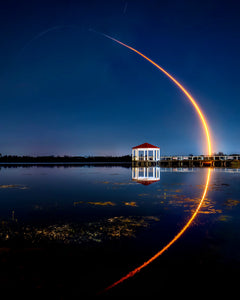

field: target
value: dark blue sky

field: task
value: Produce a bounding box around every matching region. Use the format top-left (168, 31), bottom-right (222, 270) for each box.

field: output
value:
top-left (0, 0), bottom-right (239, 156)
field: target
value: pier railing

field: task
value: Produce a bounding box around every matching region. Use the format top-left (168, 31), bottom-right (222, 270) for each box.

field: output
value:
top-left (160, 155), bottom-right (240, 161)
top-left (159, 155), bottom-right (240, 167)
top-left (132, 155), bottom-right (240, 167)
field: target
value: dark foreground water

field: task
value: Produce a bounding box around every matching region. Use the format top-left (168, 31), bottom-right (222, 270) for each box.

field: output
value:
top-left (0, 165), bottom-right (239, 296)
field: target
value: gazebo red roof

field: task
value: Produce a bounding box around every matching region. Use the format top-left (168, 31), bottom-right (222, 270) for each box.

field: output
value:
top-left (132, 143), bottom-right (160, 149)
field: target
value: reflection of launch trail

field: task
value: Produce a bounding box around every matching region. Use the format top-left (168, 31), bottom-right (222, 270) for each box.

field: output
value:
top-left (100, 168), bottom-right (211, 294)
top-left (96, 33), bottom-right (212, 294)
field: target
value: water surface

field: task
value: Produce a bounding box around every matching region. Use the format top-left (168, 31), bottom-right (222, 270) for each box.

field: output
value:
top-left (0, 165), bottom-right (239, 295)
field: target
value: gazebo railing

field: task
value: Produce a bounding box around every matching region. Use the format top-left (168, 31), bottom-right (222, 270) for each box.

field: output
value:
top-left (132, 155), bottom-right (156, 161)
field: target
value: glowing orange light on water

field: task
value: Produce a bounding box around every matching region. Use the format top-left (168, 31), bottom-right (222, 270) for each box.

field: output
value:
top-left (96, 33), bottom-right (212, 294)
top-left (101, 168), bottom-right (211, 293)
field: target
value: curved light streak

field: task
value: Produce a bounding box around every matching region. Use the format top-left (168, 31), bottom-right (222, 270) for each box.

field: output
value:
top-left (102, 168), bottom-right (211, 293)
top-left (97, 34), bottom-right (212, 294)
top-left (101, 33), bottom-right (212, 156)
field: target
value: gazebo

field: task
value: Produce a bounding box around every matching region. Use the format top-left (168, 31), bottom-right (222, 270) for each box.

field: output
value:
top-left (132, 143), bottom-right (160, 164)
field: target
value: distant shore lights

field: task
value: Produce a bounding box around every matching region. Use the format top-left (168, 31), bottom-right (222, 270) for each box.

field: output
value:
top-left (132, 143), bottom-right (160, 162)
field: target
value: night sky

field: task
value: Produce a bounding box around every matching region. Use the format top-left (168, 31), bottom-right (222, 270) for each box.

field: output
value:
top-left (1, 0), bottom-right (240, 156)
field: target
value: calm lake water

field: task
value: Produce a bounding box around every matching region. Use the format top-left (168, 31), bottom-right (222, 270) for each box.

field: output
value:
top-left (0, 165), bottom-right (239, 295)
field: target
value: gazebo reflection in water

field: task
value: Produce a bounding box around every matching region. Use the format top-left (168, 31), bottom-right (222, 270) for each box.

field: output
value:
top-left (132, 166), bottom-right (160, 185)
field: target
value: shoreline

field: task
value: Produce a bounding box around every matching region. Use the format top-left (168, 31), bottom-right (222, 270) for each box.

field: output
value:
top-left (0, 162), bottom-right (239, 169)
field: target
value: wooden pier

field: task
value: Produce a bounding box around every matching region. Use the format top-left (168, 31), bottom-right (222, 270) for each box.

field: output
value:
top-left (159, 155), bottom-right (240, 168)
top-left (131, 143), bottom-right (240, 168)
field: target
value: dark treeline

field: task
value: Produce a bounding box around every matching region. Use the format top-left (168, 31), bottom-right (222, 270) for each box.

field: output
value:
top-left (0, 155), bottom-right (132, 163)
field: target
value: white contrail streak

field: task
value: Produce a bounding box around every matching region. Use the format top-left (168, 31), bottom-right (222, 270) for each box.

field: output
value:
top-left (19, 25), bottom-right (80, 55)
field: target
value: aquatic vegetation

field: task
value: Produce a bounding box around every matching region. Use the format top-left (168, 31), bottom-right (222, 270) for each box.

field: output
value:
top-left (217, 215), bottom-right (232, 222)
top-left (138, 193), bottom-right (149, 197)
top-left (0, 184), bottom-right (29, 190)
top-left (224, 199), bottom-right (240, 208)
top-left (0, 216), bottom-right (160, 245)
top-left (124, 202), bottom-right (138, 207)
top-left (87, 201), bottom-right (116, 206)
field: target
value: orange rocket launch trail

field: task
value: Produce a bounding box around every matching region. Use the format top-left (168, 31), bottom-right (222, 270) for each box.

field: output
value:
top-left (96, 33), bottom-right (212, 295)
top-left (101, 33), bottom-right (212, 156)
